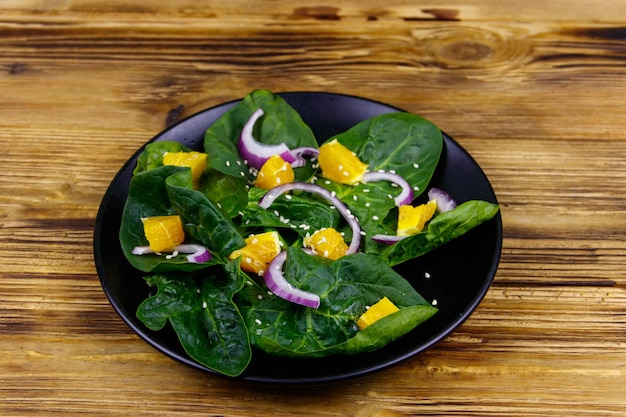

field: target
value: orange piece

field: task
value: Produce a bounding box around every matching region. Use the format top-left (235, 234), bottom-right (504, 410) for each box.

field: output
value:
top-left (162, 151), bottom-right (208, 183)
top-left (141, 215), bottom-right (185, 252)
top-left (254, 154), bottom-right (295, 189)
top-left (303, 227), bottom-right (348, 260)
top-left (228, 231), bottom-right (283, 275)
top-left (317, 139), bottom-right (368, 185)
top-left (397, 200), bottom-right (437, 237)
top-left (357, 297), bottom-right (400, 330)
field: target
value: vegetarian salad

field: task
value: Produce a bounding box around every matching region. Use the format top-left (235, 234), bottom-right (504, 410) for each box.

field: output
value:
top-left (119, 89), bottom-right (499, 377)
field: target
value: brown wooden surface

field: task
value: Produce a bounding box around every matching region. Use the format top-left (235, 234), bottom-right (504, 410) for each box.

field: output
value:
top-left (1, 1), bottom-right (625, 416)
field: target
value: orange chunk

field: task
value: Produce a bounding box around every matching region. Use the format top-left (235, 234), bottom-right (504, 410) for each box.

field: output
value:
top-left (318, 139), bottom-right (368, 185)
top-left (396, 200), bottom-right (437, 237)
top-left (254, 154), bottom-right (295, 189)
top-left (303, 227), bottom-right (348, 260)
top-left (141, 215), bottom-right (185, 252)
top-left (227, 231), bottom-right (283, 275)
top-left (356, 297), bottom-right (400, 330)
top-left (162, 151), bottom-right (208, 183)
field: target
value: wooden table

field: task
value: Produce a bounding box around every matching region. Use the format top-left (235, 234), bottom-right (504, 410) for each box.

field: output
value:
top-left (2, 1), bottom-right (625, 415)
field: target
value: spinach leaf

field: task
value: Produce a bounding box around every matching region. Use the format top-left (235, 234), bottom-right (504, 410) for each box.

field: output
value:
top-left (134, 141), bottom-right (191, 175)
top-left (241, 193), bottom-right (341, 238)
top-left (331, 305), bottom-right (438, 355)
top-left (197, 169), bottom-right (249, 218)
top-left (380, 200), bottom-right (500, 266)
top-left (203, 89), bottom-right (318, 182)
top-left (120, 165), bottom-right (219, 273)
top-left (236, 248), bottom-right (435, 358)
top-left (165, 170), bottom-right (245, 260)
top-left (317, 113), bottom-right (443, 248)
top-left (137, 260), bottom-right (252, 377)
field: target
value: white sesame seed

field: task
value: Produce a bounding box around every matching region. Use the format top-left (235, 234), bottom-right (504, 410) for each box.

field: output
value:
top-left (363, 188), bottom-right (370, 193)
top-left (331, 191), bottom-right (336, 197)
top-left (353, 195), bottom-right (358, 201)
top-left (285, 194), bottom-right (292, 200)
top-left (413, 186), bottom-right (420, 191)
top-left (251, 238), bottom-right (259, 244)
top-left (237, 160), bottom-right (242, 166)
top-left (325, 180), bottom-right (331, 185)
top-left (372, 215), bottom-right (379, 221)
top-left (413, 163), bottom-right (419, 168)
top-left (365, 202), bottom-right (370, 207)
top-left (226, 160), bottom-right (231, 166)
top-left (329, 205), bottom-right (336, 210)
top-left (338, 165), bottom-right (343, 170)
top-left (255, 319), bottom-right (262, 325)
top-left (257, 294), bottom-right (264, 300)
top-left (359, 230), bottom-right (366, 236)
top-left (389, 170), bottom-right (396, 174)
top-left (343, 171), bottom-right (349, 176)
top-left (388, 194), bottom-right (394, 199)
top-left (323, 250), bottom-right (329, 257)
top-left (424, 272), bottom-right (431, 279)
top-left (202, 301), bottom-right (208, 308)
top-left (245, 257), bottom-right (252, 264)
top-left (240, 172), bottom-right (245, 177)
top-left (391, 183), bottom-right (399, 187)
top-left (432, 299), bottom-right (438, 306)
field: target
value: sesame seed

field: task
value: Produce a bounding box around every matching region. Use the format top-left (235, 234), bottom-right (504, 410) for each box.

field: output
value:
top-left (413, 186), bottom-right (420, 191)
top-left (251, 238), bottom-right (259, 244)
top-left (331, 191), bottom-right (336, 197)
top-left (432, 299), bottom-right (438, 306)
top-left (245, 257), bottom-right (252, 264)
top-left (389, 170), bottom-right (396, 174)
top-left (338, 165), bottom-right (343, 170)
top-left (255, 319), bottom-right (262, 325)
top-left (323, 250), bottom-right (329, 257)
top-left (240, 172), bottom-right (245, 177)
top-left (424, 272), bottom-right (431, 279)
top-left (325, 180), bottom-right (331, 185)
top-left (353, 195), bottom-right (358, 201)
top-left (391, 183), bottom-right (399, 187)
top-left (226, 160), bottom-right (231, 167)
top-left (372, 215), bottom-right (379, 221)
top-left (197, 288), bottom-right (201, 294)
top-left (413, 163), bottom-right (419, 168)
top-left (329, 205), bottom-right (336, 210)
top-left (257, 295), bottom-right (263, 300)
top-left (365, 202), bottom-right (370, 207)
top-left (378, 169), bottom-right (385, 173)
top-left (359, 230), bottom-right (367, 236)
top-left (388, 194), bottom-right (394, 199)
top-left (237, 160), bottom-right (242, 166)
top-left (274, 210), bottom-right (280, 216)
top-left (258, 269), bottom-right (264, 276)
top-left (363, 189), bottom-right (370, 193)
top-left (285, 194), bottom-right (293, 200)
top-left (343, 171), bottom-right (350, 176)
top-left (202, 301), bottom-right (208, 308)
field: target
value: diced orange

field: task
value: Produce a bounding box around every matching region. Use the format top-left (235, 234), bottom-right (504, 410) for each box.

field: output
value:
top-left (254, 154), bottom-right (295, 189)
top-left (356, 297), bottom-right (400, 330)
top-left (303, 227), bottom-right (349, 260)
top-left (227, 231), bottom-right (283, 275)
top-left (317, 139), bottom-right (368, 185)
top-left (396, 200), bottom-right (437, 237)
top-left (162, 151), bottom-right (208, 183)
top-left (141, 215), bottom-right (185, 252)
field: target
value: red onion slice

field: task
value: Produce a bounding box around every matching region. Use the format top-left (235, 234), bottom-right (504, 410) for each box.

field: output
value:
top-left (131, 244), bottom-right (212, 263)
top-left (428, 187), bottom-right (457, 213)
top-left (259, 182), bottom-right (362, 255)
top-left (371, 234), bottom-right (406, 245)
top-left (263, 251), bottom-right (321, 309)
top-left (238, 108), bottom-right (296, 169)
top-left (289, 146), bottom-right (319, 168)
top-left (362, 171), bottom-right (414, 206)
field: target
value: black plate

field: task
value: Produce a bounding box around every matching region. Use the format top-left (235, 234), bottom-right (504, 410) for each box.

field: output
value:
top-left (94, 92), bottom-right (502, 384)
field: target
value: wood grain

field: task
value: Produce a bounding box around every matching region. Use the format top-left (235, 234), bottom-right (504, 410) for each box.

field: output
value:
top-left (1, 1), bottom-right (625, 416)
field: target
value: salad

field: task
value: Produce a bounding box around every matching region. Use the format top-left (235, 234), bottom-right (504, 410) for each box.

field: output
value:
top-left (119, 89), bottom-right (499, 377)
